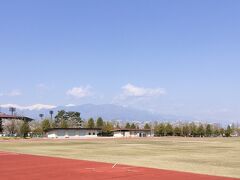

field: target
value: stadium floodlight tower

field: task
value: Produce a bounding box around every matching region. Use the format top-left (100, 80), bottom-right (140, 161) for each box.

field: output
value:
top-left (9, 107), bottom-right (16, 116)
top-left (49, 110), bottom-right (54, 120)
top-left (39, 114), bottom-right (44, 120)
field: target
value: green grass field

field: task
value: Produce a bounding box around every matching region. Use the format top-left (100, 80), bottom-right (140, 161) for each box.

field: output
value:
top-left (0, 137), bottom-right (239, 178)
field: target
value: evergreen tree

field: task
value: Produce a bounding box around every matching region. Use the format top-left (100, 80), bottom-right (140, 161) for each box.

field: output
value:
top-left (67, 111), bottom-right (82, 128)
top-left (197, 124), bottom-right (205, 137)
top-left (206, 124), bottom-right (213, 137)
top-left (189, 122), bottom-right (197, 137)
top-left (225, 125), bottom-right (232, 137)
top-left (174, 126), bottom-right (182, 136)
top-left (102, 122), bottom-right (114, 136)
top-left (213, 128), bottom-right (220, 137)
top-left (96, 117), bottom-right (104, 128)
top-left (125, 122), bottom-right (131, 129)
top-left (157, 123), bottom-right (166, 136)
top-left (55, 110), bottom-right (67, 126)
top-left (182, 124), bottom-right (190, 137)
top-left (54, 110), bottom-right (83, 128)
top-left (41, 119), bottom-right (51, 132)
top-left (165, 123), bottom-right (173, 136)
top-left (144, 123), bottom-right (151, 130)
top-left (60, 120), bottom-right (68, 128)
top-left (219, 128), bottom-right (225, 137)
top-left (130, 123), bottom-right (136, 129)
top-left (153, 123), bottom-right (160, 136)
top-left (20, 121), bottom-right (30, 138)
top-left (87, 118), bottom-right (95, 128)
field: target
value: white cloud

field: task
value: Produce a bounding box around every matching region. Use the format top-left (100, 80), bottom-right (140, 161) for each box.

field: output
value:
top-left (7, 90), bottom-right (22, 97)
top-left (66, 86), bottom-right (92, 98)
top-left (112, 84), bottom-right (166, 106)
top-left (65, 104), bottom-right (76, 107)
top-left (26, 104), bottom-right (56, 110)
top-left (0, 90), bottom-right (22, 97)
top-left (0, 104), bottom-right (56, 110)
top-left (122, 83), bottom-right (166, 97)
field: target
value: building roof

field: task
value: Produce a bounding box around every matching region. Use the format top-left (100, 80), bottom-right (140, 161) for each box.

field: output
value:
top-left (112, 128), bottom-right (151, 132)
top-left (0, 113), bottom-right (34, 121)
top-left (46, 128), bottom-right (102, 132)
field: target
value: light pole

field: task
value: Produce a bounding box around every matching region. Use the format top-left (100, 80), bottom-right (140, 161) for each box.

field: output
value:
top-left (49, 110), bottom-right (54, 120)
top-left (9, 107), bottom-right (16, 116)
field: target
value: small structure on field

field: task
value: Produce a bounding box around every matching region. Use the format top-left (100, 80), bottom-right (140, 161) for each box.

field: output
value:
top-left (112, 129), bottom-right (152, 138)
top-left (46, 128), bottom-right (102, 139)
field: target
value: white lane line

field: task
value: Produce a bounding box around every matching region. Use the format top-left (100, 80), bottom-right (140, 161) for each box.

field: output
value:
top-left (112, 162), bottom-right (118, 168)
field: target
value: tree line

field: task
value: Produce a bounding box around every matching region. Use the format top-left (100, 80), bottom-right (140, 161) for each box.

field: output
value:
top-left (1, 109), bottom-right (239, 138)
top-left (153, 122), bottom-right (237, 137)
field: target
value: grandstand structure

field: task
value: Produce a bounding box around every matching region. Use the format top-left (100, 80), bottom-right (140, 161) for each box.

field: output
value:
top-left (0, 113), bottom-right (34, 134)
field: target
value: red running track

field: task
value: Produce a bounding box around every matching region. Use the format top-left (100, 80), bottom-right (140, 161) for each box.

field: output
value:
top-left (0, 151), bottom-right (238, 180)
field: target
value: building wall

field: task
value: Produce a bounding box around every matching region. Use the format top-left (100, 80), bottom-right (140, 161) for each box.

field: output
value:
top-left (113, 131), bottom-right (124, 137)
top-left (113, 131), bottom-right (152, 138)
top-left (47, 129), bottom-right (100, 139)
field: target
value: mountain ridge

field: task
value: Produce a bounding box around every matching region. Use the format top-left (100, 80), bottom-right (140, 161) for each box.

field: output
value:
top-left (0, 103), bottom-right (182, 122)
top-left (1, 103), bottom-right (227, 124)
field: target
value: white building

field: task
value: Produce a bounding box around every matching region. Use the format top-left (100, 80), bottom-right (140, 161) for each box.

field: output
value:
top-left (113, 129), bottom-right (152, 138)
top-left (46, 128), bottom-right (102, 139)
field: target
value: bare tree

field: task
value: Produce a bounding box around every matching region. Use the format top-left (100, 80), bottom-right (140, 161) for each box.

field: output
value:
top-left (4, 120), bottom-right (18, 135)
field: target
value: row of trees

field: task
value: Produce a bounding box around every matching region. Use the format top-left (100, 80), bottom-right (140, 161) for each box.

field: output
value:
top-left (154, 122), bottom-right (235, 137)
top-left (4, 119), bottom-right (238, 138)
top-left (124, 122), bottom-right (151, 130)
top-left (2, 109), bottom-right (239, 138)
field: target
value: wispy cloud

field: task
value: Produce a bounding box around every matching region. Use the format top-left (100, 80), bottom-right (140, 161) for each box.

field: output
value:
top-left (113, 83), bottom-right (166, 106)
top-left (122, 83), bottom-right (166, 97)
top-left (0, 90), bottom-right (22, 97)
top-left (66, 86), bottom-right (92, 98)
top-left (8, 90), bottom-right (22, 97)
top-left (0, 104), bottom-right (56, 110)
top-left (65, 104), bottom-right (76, 107)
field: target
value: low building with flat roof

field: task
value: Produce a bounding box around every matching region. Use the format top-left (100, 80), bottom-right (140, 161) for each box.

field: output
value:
top-left (46, 128), bottom-right (102, 139)
top-left (112, 129), bottom-right (152, 138)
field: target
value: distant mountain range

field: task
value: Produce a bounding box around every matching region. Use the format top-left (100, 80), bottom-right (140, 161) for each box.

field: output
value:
top-left (0, 104), bottom-right (235, 126)
top-left (0, 104), bottom-right (191, 122)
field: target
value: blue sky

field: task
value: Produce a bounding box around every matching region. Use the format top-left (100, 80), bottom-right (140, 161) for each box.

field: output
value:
top-left (0, 0), bottom-right (240, 122)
